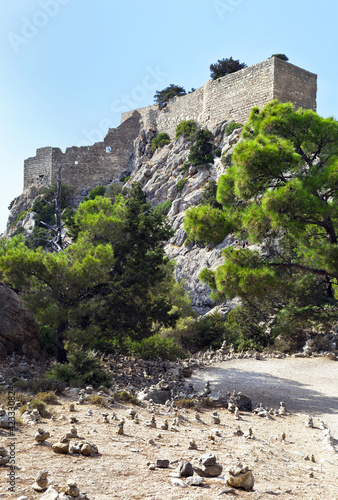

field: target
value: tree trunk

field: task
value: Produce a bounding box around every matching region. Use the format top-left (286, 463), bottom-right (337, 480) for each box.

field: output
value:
top-left (55, 164), bottom-right (63, 249)
top-left (57, 320), bottom-right (68, 364)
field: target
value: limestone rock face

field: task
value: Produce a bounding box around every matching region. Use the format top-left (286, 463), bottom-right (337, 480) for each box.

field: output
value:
top-left (0, 283), bottom-right (43, 359)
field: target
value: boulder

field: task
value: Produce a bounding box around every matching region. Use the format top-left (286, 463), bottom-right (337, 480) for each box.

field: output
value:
top-left (0, 283), bottom-right (43, 359)
top-left (137, 388), bottom-right (172, 405)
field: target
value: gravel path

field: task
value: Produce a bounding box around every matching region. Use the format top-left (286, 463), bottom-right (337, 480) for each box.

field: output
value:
top-left (190, 356), bottom-right (338, 434)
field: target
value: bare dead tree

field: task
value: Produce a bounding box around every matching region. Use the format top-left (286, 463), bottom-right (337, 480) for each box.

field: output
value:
top-left (40, 164), bottom-right (64, 252)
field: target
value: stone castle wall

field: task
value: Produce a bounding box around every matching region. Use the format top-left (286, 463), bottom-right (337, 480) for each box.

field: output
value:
top-left (23, 112), bottom-right (142, 192)
top-left (121, 57), bottom-right (317, 138)
top-left (23, 58), bottom-right (317, 193)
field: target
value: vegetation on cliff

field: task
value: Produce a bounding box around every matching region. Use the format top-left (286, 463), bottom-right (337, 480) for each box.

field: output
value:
top-left (186, 100), bottom-right (338, 350)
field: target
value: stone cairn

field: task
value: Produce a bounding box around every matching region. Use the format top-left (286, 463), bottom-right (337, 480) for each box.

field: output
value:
top-left (226, 462), bottom-right (254, 491)
top-left (0, 406), bottom-right (10, 428)
top-left (32, 470), bottom-right (49, 492)
top-left (0, 446), bottom-right (10, 465)
top-left (194, 453), bottom-right (223, 478)
top-left (34, 428), bottom-right (50, 443)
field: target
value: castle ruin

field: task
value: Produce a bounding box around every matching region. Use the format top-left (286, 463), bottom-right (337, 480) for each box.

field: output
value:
top-left (23, 57), bottom-right (317, 194)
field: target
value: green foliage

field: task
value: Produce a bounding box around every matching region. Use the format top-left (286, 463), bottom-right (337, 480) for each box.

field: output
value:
top-left (40, 325), bottom-right (58, 357)
top-left (12, 377), bottom-right (66, 394)
top-left (271, 53), bottom-right (289, 61)
top-left (152, 200), bottom-right (172, 216)
top-left (15, 210), bottom-right (28, 224)
top-left (221, 153), bottom-right (232, 167)
top-left (186, 100), bottom-right (338, 346)
top-left (225, 122), bottom-right (243, 136)
top-left (46, 348), bottom-right (112, 388)
top-left (84, 185), bottom-right (106, 201)
top-left (114, 391), bottom-right (140, 405)
top-left (120, 175), bottom-right (130, 184)
top-left (199, 180), bottom-right (222, 209)
top-left (73, 183), bottom-right (176, 348)
top-left (175, 399), bottom-right (196, 409)
top-left (177, 178), bottom-right (188, 191)
top-left (215, 148), bottom-right (222, 157)
top-left (20, 398), bottom-right (48, 417)
top-left (151, 133), bottom-right (171, 152)
top-left (186, 129), bottom-right (214, 168)
top-left (36, 391), bottom-right (58, 404)
top-left (105, 182), bottom-right (123, 203)
top-left (154, 84), bottom-right (186, 108)
top-left (175, 120), bottom-right (197, 140)
top-left (8, 199), bottom-right (16, 210)
top-left (161, 312), bottom-right (226, 352)
top-left (29, 183), bottom-right (74, 248)
top-left (127, 334), bottom-right (186, 361)
top-left (184, 204), bottom-right (233, 246)
top-left (86, 395), bottom-right (108, 407)
top-left (1, 183), bottom-right (177, 361)
top-left (210, 57), bottom-right (247, 80)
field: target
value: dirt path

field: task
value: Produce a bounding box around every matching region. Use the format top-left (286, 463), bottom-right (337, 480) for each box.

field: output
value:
top-left (190, 356), bottom-right (338, 434)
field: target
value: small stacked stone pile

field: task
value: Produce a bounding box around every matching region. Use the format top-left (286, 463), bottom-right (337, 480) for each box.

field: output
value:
top-left (194, 453), bottom-right (223, 478)
top-left (22, 407), bottom-right (41, 425)
top-left (226, 462), bottom-right (254, 491)
top-left (0, 446), bottom-right (10, 465)
top-left (35, 428), bottom-right (50, 443)
top-left (0, 406), bottom-right (10, 428)
top-left (0, 373), bottom-right (7, 387)
top-left (32, 470), bottom-right (49, 492)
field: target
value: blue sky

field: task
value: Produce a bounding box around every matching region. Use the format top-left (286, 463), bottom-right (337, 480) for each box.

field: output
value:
top-left (1, 0), bottom-right (337, 233)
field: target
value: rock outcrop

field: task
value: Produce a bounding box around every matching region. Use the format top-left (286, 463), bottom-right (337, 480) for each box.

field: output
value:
top-left (0, 283), bottom-right (43, 359)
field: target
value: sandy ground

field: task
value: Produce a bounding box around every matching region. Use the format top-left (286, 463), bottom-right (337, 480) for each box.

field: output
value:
top-left (0, 357), bottom-right (337, 500)
top-left (190, 356), bottom-right (338, 433)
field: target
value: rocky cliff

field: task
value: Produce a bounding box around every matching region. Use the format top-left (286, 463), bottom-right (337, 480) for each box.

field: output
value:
top-left (120, 119), bottom-right (243, 314)
top-left (6, 118), bottom-right (243, 315)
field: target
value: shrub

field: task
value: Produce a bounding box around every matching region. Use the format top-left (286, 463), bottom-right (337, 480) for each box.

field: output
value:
top-left (210, 57), bottom-right (247, 80)
top-left (13, 378), bottom-right (66, 395)
top-left (36, 391), bottom-right (58, 404)
top-left (86, 185), bottom-right (106, 200)
top-left (20, 398), bottom-right (49, 417)
top-left (199, 180), bottom-right (222, 209)
top-left (162, 313), bottom-right (226, 352)
top-left (271, 53), bottom-right (289, 61)
top-left (127, 334), bottom-right (186, 361)
top-left (15, 210), bottom-right (28, 224)
top-left (152, 200), bottom-right (172, 216)
top-left (221, 153), bottom-right (232, 167)
top-left (175, 399), bottom-right (196, 409)
top-left (45, 348), bottom-right (112, 389)
top-left (177, 178), bottom-right (188, 191)
top-left (175, 120), bottom-right (197, 140)
top-left (120, 175), bottom-right (130, 184)
top-left (154, 84), bottom-right (186, 109)
top-left (187, 129), bottom-right (214, 168)
top-left (215, 149), bottom-right (222, 157)
top-left (225, 122), bottom-right (243, 136)
top-left (105, 182), bottom-right (123, 202)
top-left (40, 325), bottom-right (58, 357)
top-left (87, 395), bottom-right (108, 407)
top-left (151, 133), bottom-right (171, 152)
top-left (114, 391), bottom-right (140, 405)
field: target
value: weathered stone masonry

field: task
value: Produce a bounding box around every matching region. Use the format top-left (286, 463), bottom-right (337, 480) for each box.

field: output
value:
top-left (23, 57), bottom-right (317, 193)
top-left (24, 112), bottom-right (142, 192)
top-left (121, 57), bottom-right (317, 138)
